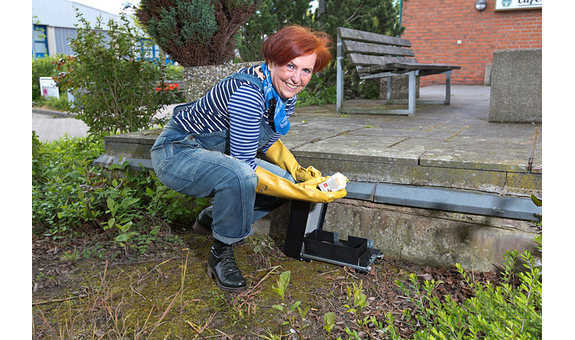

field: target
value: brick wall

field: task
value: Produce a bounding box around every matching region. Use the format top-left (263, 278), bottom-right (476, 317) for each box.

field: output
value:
top-left (401, 0), bottom-right (542, 86)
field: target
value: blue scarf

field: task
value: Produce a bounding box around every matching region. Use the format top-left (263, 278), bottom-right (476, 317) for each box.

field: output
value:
top-left (261, 63), bottom-right (290, 135)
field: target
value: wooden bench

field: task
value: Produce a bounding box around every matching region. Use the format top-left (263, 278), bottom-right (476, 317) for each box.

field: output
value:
top-left (336, 27), bottom-right (461, 116)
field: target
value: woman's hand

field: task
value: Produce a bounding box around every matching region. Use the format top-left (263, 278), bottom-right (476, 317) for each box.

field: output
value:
top-left (265, 139), bottom-right (323, 182)
top-left (255, 168), bottom-right (346, 203)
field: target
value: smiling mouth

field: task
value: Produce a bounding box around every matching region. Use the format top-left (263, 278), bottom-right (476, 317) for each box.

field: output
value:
top-left (285, 82), bottom-right (299, 90)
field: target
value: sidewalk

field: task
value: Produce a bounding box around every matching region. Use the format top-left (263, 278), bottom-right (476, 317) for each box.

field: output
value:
top-left (32, 109), bottom-right (88, 141)
top-left (31, 104), bottom-right (178, 142)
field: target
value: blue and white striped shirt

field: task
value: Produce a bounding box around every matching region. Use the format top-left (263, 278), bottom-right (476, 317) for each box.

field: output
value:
top-left (172, 66), bottom-right (296, 171)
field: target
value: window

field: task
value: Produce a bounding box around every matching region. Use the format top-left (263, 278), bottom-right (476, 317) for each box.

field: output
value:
top-left (33, 24), bottom-right (49, 58)
top-left (139, 38), bottom-right (174, 64)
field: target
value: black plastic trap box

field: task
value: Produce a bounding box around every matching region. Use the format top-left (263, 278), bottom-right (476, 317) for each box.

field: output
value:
top-left (283, 200), bottom-right (383, 273)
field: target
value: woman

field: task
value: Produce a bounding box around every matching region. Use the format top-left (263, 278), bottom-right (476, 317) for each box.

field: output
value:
top-left (150, 25), bottom-right (347, 293)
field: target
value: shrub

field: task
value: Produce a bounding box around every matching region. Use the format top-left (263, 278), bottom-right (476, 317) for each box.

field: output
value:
top-left (395, 236), bottom-right (542, 339)
top-left (32, 54), bottom-right (71, 103)
top-left (32, 133), bottom-right (208, 251)
top-left (56, 10), bottom-right (178, 136)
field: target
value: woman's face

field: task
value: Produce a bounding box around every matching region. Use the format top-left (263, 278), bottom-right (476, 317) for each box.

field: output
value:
top-left (267, 53), bottom-right (317, 99)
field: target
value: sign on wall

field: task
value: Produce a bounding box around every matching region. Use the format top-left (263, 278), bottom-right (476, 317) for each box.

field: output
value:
top-left (495, 0), bottom-right (542, 11)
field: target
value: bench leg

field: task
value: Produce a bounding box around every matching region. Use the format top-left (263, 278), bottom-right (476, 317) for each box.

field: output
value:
top-left (407, 71), bottom-right (416, 116)
top-left (386, 77), bottom-right (392, 101)
top-left (336, 35), bottom-right (344, 114)
top-left (445, 71), bottom-right (452, 105)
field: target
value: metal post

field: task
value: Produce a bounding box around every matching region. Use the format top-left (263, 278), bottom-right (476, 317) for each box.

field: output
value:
top-left (336, 34), bottom-right (344, 114)
top-left (407, 71), bottom-right (416, 115)
top-left (445, 71), bottom-right (452, 105)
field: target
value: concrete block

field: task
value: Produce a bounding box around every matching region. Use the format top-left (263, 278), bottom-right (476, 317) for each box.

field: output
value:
top-left (379, 75), bottom-right (420, 100)
top-left (489, 49), bottom-right (542, 123)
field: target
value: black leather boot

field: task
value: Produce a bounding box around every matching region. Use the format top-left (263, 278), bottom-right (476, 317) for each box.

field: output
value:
top-left (192, 207), bottom-right (212, 235)
top-left (207, 239), bottom-right (247, 293)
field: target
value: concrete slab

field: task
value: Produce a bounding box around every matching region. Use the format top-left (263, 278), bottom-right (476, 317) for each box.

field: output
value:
top-left (416, 138), bottom-right (532, 172)
top-left (294, 134), bottom-right (421, 165)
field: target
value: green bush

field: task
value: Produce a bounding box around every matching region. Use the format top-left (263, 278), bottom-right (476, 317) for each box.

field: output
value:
top-left (57, 10), bottom-right (178, 137)
top-left (165, 63), bottom-right (184, 80)
top-left (395, 236), bottom-right (542, 339)
top-left (32, 133), bottom-right (106, 236)
top-left (32, 132), bottom-right (208, 251)
top-left (296, 83), bottom-right (337, 107)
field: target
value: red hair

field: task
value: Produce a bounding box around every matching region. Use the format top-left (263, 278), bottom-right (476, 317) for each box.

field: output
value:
top-left (261, 25), bottom-right (333, 73)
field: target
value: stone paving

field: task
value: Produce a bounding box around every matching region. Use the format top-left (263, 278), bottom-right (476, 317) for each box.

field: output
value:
top-left (32, 110), bottom-right (89, 141)
top-left (287, 85), bottom-right (542, 198)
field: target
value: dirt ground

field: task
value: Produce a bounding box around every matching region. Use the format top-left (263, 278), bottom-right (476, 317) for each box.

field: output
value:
top-left (32, 224), bottom-right (497, 339)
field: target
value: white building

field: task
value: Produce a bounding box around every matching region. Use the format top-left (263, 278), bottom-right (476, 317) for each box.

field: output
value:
top-left (32, 0), bottom-right (124, 58)
top-left (32, 0), bottom-right (165, 62)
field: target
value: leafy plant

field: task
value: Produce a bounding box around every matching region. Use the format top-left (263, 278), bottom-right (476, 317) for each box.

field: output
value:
top-left (56, 10), bottom-right (177, 137)
top-left (395, 237), bottom-right (543, 339)
top-left (102, 183), bottom-right (140, 243)
top-left (341, 280), bottom-right (386, 340)
top-left (271, 270), bottom-right (309, 339)
top-left (32, 54), bottom-right (70, 103)
top-left (32, 133), bottom-right (208, 253)
top-left (323, 311), bottom-right (336, 338)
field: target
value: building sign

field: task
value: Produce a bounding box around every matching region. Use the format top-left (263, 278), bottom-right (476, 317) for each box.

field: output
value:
top-left (495, 0), bottom-right (542, 11)
top-left (39, 77), bottom-right (59, 99)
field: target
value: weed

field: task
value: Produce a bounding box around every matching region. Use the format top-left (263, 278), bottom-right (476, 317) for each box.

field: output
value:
top-left (271, 270), bottom-right (309, 339)
top-left (323, 311), bottom-right (336, 338)
top-left (341, 280), bottom-right (397, 340)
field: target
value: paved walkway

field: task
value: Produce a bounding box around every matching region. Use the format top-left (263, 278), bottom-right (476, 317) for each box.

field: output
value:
top-left (285, 85), bottom-right (542, 198)
top-left (31, 104), bottom-right (177, 142)
top-left (32, 110), bottom-right (89, 141)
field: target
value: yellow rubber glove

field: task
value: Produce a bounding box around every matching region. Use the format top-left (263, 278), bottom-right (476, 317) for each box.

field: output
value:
top-left (255, 167), bottom-right (347, 203)
top-left (265, 139), bottom-right (322, 182)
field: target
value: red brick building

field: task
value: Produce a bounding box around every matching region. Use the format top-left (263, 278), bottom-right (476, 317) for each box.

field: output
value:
top-left (400, 0), bottom-right (542, 86)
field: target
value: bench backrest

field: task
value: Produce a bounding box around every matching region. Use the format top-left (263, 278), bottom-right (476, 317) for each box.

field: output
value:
top-left (337, 27), bottom-right (417, 67)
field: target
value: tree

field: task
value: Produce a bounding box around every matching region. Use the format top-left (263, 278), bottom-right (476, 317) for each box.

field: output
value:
top-left (56, 10), bottom-right (176, 136)
top-left (237, 0), bottom-right (404, 101)
top-left (237, 0), bottom-right (315, 62)
top-left (316, 0), bottom-right (404, 44)
top-left (314, 0), bottom-right (405, 99)
top-left (238, 0), bottom-right (403, 63)
top-left (136, 0), bottom-right (261, 67)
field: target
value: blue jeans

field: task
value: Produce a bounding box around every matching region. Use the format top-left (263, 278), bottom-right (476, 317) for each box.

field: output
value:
top-left (150, 119), bottom-right (293, 244)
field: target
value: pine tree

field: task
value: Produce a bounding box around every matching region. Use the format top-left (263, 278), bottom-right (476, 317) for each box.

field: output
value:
top-left (312, 0), bottom-right (405, 100)
top-left (136, 0), bottom-right (261, 67)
